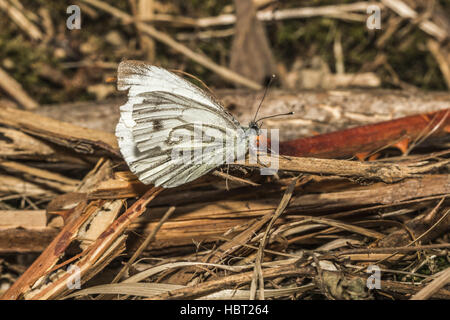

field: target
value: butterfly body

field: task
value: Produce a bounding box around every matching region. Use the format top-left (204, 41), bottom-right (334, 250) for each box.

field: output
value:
top-left (115, 61), bottom-right (259, 188)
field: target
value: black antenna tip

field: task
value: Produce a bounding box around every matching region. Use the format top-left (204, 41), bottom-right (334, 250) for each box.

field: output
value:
top-left (255, 111), bottom-right (295, 123)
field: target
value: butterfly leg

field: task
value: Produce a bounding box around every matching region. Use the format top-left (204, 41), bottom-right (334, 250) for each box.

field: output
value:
top-left (225, 164), bottom-right (230, 191)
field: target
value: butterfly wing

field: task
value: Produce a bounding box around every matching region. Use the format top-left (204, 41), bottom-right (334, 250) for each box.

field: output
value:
top-left (115, 61), bottom-right (249, 188)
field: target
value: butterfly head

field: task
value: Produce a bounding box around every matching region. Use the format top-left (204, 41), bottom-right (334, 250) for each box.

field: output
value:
top-left (248, 120), bottom-right (261, 135)
top-left (241, 121), bottom-right (261, 146)
top-left (244, 121), bottom-right (263, 149)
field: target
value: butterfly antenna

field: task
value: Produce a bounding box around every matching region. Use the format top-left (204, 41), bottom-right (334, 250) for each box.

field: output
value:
top-left (256, 111), bottom-right (294, 123)
top-left (253, 74), bottom-right (276, 123)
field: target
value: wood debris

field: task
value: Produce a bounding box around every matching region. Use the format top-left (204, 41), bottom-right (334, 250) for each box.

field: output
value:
top-left (0, 0), bottom-right (449, 301)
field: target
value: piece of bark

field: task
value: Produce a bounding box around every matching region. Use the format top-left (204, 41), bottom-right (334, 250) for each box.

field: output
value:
top-left (76, 158), bottom-right (114, 193)
top-left (0, 127), bottom-right (55, 159)
top-left (0, 227), bottom-right (59, 253)
top-left (34, 89), bottom-right (450, 140)
top-left (13, 102), bottom-right (450, 166)
top-left (1, 186), bottom-right (162, 300)
top-left (2, 173), bottom-right (448, 254)
top-left (114, 175), bottom-right (450, 250)
top-left (0, 127), bottom-right (93, 168)
top-left (0, 161), bottom-right (80, 193)
top-left (0, 210), bottom-right (47, 229)
top-left (0, 200), bottom-right (91, 299)
top-left (31, 188), bottom-right (162, 300)
top-left (246, 154), bottom-right (449, 183)
top-left (46, 159), bottom-right (114, 226)
top-left (278, 108), bottom-right (450, 159)
top-left (0, 174), bottom-right (58, 197)
top-left (0, 106), bottom-right (119, 157)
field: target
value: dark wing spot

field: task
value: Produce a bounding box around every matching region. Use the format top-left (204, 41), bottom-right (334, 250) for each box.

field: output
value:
top-left (153, 120), bottom-right (164, 131)
top-left (226, 103), bottom-right (237, 111)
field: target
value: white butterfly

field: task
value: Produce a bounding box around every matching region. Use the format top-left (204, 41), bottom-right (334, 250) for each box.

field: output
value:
top-left (115, 60), bottom-right (261, 188)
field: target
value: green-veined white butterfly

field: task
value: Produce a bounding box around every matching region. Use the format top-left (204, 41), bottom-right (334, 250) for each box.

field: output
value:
top-left (115, 60), bottom-right (264, 188)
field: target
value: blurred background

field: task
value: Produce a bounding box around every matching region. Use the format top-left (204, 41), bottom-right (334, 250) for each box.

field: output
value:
top-left (0, 0), bottom-right (449, 111)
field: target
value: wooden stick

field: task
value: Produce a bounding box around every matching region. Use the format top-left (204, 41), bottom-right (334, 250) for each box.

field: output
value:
top-left (0, 106), bottom-right (119, 156)
top-left (245, 154), bottom-right (449, 183)
top-left (427, 40), bottom-right (450, 89)
top-left (0, 67), bottom-right (39, 110)
top-left (381, 0), bottom-right (448, 41)
top-left (143, 2), bottom-right (381, 27)
top-left (147, 264), bottom-right (315, 300)
top-left (411, 267), bottom-right (450, 300)
top-left (0, 161), bottom-right (80, 186)
top-left (0, 0), bottom-right (43, 40)
top-left (0, 210), bottom-right (46, 228)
